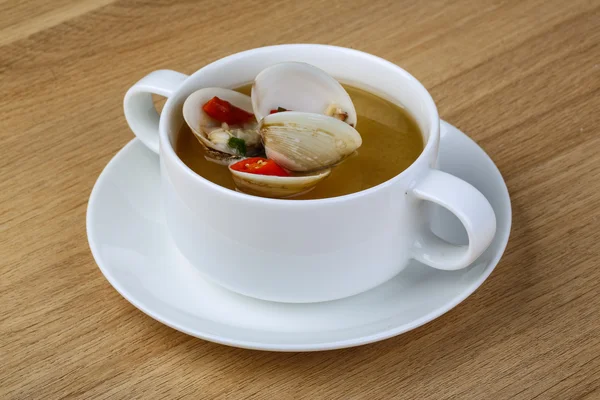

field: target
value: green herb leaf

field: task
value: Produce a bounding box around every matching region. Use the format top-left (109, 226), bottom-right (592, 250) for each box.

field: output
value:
top-left (227, 137), bottom-right (247, 156)
top-left (277, 107), bottom-right (287, 112)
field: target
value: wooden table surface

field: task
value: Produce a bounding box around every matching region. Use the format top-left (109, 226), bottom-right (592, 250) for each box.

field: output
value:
top-left (2, 0), bottom-right (600, 398)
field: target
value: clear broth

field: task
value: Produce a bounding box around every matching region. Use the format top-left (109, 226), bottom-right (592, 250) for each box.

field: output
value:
top-left (175, 84), bottom-right (424, 200)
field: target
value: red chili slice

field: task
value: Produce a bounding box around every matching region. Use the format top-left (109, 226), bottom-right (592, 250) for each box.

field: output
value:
top-left (230, 157), bottom-right (289, 177)
top-left (202, 96), bottom-right (254, 125)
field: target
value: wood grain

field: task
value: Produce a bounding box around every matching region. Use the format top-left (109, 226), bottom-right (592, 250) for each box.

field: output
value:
top-left (1, 0), bottom-right (599, 398)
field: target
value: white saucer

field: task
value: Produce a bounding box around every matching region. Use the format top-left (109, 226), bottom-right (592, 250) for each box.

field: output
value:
top-left (87, 121), bottom-right (511, 351)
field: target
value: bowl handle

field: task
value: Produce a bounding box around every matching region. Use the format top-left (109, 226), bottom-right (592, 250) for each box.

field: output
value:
top-left (410, 169), bottom-right (497, 270)
top-left (123, 70), bottom-right (188, 154)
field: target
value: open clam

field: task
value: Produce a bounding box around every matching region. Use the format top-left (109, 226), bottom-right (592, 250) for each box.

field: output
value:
top-left (229, 161), bottom-right (331, 199)
top-left (251, 62), bottom-right (357, 127)
top-left (183, 88), bottom-right (262, 164)
top-left (259, 111), bottom-right (362, 172)
top-left (250, 62), bottom-right (362, 173)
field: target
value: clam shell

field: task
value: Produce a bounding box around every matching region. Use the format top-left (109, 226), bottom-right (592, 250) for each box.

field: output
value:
top-left (229, 166), bottom-right (331, 199)
top-left (251, 62), bottom-right (357, 127)
top-left (260, 111), bottom-right (362, 172)
top-left (182, 88), bottom-right (260, 158)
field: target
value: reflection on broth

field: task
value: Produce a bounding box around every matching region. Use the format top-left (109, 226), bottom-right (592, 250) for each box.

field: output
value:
top-left (176, 84), bottom-right (423, 200)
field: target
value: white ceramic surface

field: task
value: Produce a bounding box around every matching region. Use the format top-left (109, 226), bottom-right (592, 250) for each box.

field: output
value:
top-left (86, 121), bottom-right (512, 352)
top-left (123, 44), bottom-right (497, 303)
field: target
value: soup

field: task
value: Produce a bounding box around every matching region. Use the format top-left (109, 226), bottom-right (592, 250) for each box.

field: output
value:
top-left (176, 84), bottom-right (423, 200)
